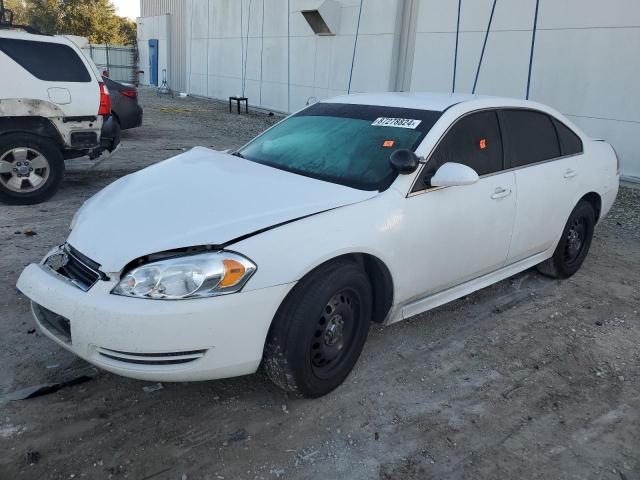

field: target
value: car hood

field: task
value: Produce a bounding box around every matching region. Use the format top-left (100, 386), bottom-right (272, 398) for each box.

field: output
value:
top-left (68, 147), bottom-right (377, 272)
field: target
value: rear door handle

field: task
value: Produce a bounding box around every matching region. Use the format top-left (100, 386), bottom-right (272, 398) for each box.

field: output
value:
top-left (491, 187), bottom-right (512, 200)
top-left (564, 168), bottom-right (577, 179)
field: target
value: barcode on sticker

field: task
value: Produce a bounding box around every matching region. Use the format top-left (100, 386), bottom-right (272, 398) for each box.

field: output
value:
top-left (372, 117), bottom-right (422, 129)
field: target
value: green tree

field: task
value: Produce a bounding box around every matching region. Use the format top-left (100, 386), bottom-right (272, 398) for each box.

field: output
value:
top-left (118, 17), bottom-right (136, 46)
top-left (3, 0), bottom-right (29, 25)
top-left (21, 0), bottom-right (136, 45)
top-left (25, 0), bottom-right (63, 33)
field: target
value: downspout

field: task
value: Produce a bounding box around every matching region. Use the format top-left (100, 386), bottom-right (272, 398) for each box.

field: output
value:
top-left (472, 0), bottom-right (498, 94)
top-left (259, 0), bottom-right (265, 105)
top-left (452, 0), bottom-right (462, 93)
top-left (287, 0), bottom-right (290, 112)
top-left (347, 0), bottom-right (364, 94)
top-left (526, 0), bottom-right (541, 99)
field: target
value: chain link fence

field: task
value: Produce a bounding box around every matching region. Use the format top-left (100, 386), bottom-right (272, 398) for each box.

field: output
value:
top-left (84, 44), bottom-right (138, 85)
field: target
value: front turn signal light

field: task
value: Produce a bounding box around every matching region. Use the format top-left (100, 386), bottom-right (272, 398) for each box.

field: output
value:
top-left (220, 259), bottom-right (247, 288)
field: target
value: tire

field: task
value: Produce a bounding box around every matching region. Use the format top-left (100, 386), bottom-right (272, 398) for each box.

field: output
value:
top-left (0, 133), bottom-right (64, 205)
top-left (536, 200), bottom-right (596, 279)
top-left (264, 259), bottom-right (373, 398)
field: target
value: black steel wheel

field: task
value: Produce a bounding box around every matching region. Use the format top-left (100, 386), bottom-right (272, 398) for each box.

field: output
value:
top-left (537, 200), bottom-right (596, 279)
top-left (563, 216), bottom-right (588, 268)
top-left (264, 259), bottom-right (372, 398)
top-left (310, 289), bottom-right (361, 379)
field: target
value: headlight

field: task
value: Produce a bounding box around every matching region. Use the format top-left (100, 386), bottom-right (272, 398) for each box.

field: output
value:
top-left (112, 251), bottom-right (256, 300)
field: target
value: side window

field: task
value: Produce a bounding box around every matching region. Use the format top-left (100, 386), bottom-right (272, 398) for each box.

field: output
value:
top-left (0, 38), bottom-right (91, 82)
top-left (552, 118), bottom-right (583, 156)
top-left (413, 110), bottom-right (503, 192)
top-left (501, 110), bottom-right (560, 167)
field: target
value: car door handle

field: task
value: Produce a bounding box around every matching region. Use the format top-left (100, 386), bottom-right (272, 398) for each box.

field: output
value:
top-left (564, 169), bottom-right (577, 179)
top-left (491, 187), bottom-right (512, 200)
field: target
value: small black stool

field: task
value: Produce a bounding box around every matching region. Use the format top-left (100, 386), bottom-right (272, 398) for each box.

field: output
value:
top-left (229, 96), bottom-right (248, 113)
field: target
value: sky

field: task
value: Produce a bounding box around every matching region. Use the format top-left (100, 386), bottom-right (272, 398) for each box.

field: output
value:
top-left (112, 0), bottom-right (140, 20)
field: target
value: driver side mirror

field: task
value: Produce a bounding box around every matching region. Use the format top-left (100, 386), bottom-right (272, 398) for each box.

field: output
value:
top-left (430, 162), bottom-right (479, 187)
top-left (389, 149), bottom-right (420, 174)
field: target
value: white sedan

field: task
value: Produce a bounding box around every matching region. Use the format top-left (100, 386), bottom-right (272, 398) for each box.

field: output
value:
top-left (17, 93), bottom-right (619, 397)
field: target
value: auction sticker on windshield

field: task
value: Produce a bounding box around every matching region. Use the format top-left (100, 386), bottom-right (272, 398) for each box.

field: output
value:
top-left (371, 117), bottom-right (422, 129)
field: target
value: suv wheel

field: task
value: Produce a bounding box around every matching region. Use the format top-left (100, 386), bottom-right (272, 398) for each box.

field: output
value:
top-left (0, 134), bottom-right (64, 205)
top-left (263, 259), bottom-right (372, 398)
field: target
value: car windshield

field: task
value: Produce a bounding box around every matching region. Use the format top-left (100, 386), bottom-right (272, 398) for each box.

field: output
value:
top-left (238, 103), bottom-right (442, 191)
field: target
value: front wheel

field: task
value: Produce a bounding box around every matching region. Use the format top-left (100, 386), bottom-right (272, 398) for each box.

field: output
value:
top-left (0, 134), bottom-right (64, 205)
top-left (263, 259), bottom-right (372, 398)
top-left (537, 200), bottom-right (596, 278)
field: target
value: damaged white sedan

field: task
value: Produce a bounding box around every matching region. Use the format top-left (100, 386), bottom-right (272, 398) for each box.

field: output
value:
top-left (17, 93), bottom-right (619, 397)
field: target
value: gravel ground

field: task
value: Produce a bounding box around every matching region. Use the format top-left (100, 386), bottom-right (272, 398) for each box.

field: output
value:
top-left (0, 90), bottom-right (638, 480)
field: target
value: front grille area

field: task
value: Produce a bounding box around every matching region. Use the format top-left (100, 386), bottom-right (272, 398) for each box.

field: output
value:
top-left (44, 244), bottom-right (103, 291)
top-left (32, 302), bottom-right (72, 344)
top-left (97, 348), bottom-right (207, 366)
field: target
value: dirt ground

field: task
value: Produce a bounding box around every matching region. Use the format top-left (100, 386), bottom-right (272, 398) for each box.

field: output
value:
top-left (1, 90), bottom-right (639, 480)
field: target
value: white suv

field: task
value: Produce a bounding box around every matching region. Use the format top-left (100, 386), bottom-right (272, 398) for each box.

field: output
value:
top-left (0, 28), bottom-right (120, 204)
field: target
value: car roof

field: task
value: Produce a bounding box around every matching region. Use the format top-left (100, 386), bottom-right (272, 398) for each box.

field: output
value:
top-left (322, 92), bottom-right (517, 112)
top-left (0, 29), bottom-right (73, 46)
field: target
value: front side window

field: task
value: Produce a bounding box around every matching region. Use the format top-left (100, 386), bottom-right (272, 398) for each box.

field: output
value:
top-left (412, 110), bottom-right (503, 192)
top-left (501, 109), bottom-right (560, 167)
top-left (238, 103), bottom-right (442, 191)
top-left (0, 38), bottom-right (91, 82)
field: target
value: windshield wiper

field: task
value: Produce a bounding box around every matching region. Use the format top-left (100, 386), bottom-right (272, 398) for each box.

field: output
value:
top-left (231, 151), bottom-right (244, 158)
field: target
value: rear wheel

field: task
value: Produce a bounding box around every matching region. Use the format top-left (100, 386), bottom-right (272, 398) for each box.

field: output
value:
top-left (537, 200), bottom-right (595, 278)
top-left (263, 259), bottom-right (372, 398)
top-left (0, 134), bottom-right (64, 205)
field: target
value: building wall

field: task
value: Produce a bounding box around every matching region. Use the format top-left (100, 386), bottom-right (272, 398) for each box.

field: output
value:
top-left (410, 0), bottom-right (640, 180)
top-left (140, 0), bottom-right (188, 92)
top-left (137, 14), bottom-right (170, 86)
top-left (184, 0), bottom-right (406, 113)
top-left (141, 0), bottom-right (640, 180)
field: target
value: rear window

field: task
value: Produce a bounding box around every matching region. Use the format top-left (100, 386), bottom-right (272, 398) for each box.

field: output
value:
top-left (553, 119), bottom-right (583, 156)
top-left (501, 109), bottom-right (560, 167)
top-left (0, 38), bottom-right (91, 82)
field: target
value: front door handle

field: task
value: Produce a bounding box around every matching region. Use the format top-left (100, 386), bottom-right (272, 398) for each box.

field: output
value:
top-left (491, 187), bottom-right (512, 200)
top-left (564, 168), bottom-right (577, 179)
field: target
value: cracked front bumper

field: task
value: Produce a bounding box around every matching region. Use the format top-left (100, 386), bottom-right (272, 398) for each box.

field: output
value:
top-left (17, 263), bottom-right (293, 382)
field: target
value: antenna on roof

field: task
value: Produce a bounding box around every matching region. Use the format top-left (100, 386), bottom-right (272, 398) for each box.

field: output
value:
top-left (0, 0), bottom-right (45, 34)
top-left (0, 0), bottom-right (15, 26)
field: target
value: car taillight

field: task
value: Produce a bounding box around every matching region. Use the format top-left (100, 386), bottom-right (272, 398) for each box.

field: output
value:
top-left (120, 89), bottom-right (137, 99)
top-left (98, 82), bottom-right (111, 115)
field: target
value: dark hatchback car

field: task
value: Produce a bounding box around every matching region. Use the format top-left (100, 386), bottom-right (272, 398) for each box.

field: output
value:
top-left (103, 76), bottom-right (143, 130)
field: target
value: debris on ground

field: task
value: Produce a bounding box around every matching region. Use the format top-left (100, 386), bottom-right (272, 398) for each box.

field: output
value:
top-left (142, 383), bottom-right (163, 393)
top-left (0, 374), bottom-right (95, 406)
top-left (23, 228), bottom-right (37, 237)
top-left (296, 448), bottom-right (320, 465)
top-left (158, 107), bottom-right (193, 113)
top-left (227, 428), bottom-right (248, 443)
top-left (24, 450), bottom-right (40, 464)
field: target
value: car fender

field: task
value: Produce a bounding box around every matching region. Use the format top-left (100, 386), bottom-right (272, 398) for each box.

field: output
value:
top-left (0, 98), bottom-right (102, 148)
top-left (0, 114), bottom-right (64, 145)
top-left (230, 189), bottom-right (406, 305)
